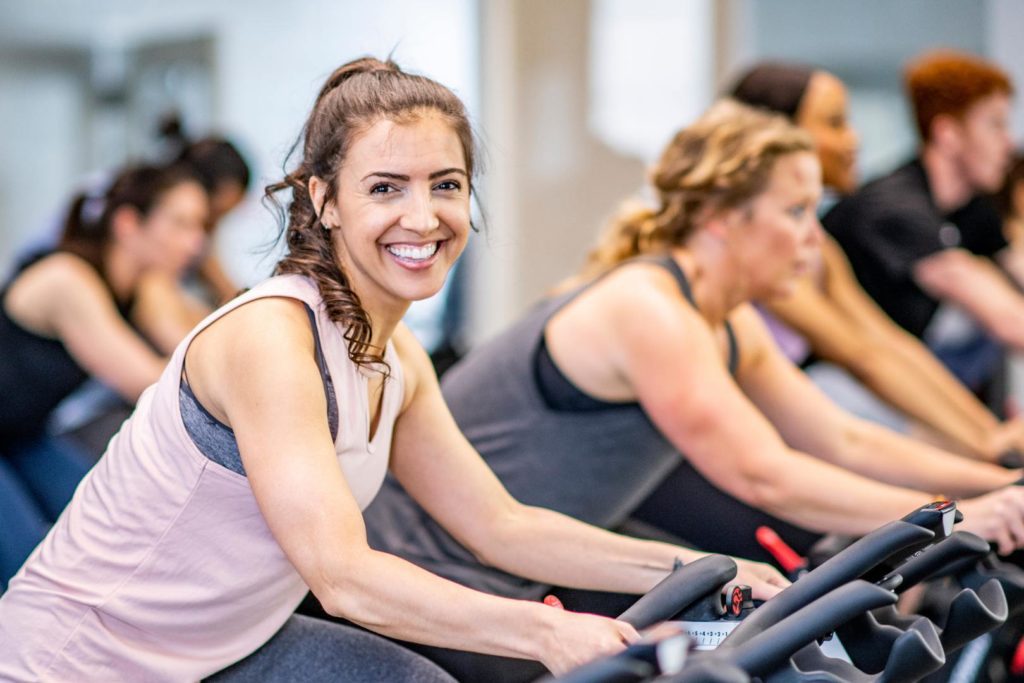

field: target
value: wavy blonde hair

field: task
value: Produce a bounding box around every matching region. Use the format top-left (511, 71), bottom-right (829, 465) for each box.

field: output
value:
top-left (582, 99), bottom-right (813, 277)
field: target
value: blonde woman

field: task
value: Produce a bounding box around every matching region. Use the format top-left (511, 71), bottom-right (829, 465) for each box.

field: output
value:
top-left (367, 102), bottom-right (1024, 632)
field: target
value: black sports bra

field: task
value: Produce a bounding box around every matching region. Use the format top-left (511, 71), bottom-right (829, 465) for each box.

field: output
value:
top-left (535, 256), bottom-right (739, 412)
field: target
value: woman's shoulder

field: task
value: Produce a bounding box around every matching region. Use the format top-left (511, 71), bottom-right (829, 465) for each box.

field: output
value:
top-left (5, 252), bottom-right (109, 310)
top-left (581, 258), bottom-right (696, 322)
top-left (15, 251), bottom-right (101, 284)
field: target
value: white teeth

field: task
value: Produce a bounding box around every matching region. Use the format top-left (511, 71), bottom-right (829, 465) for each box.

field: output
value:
top-left (386, 242), bottom-right (439, 261)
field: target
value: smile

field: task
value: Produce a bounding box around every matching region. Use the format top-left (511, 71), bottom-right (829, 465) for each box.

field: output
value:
top-left (384, 241), bottom-right (442, 267)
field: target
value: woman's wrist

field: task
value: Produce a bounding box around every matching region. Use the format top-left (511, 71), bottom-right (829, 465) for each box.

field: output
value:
top-left (524, 599), bottom-right (563, 664)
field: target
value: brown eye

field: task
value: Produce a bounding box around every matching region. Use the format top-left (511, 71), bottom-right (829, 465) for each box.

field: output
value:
top-left (434, 179), bottom-right (461, 192)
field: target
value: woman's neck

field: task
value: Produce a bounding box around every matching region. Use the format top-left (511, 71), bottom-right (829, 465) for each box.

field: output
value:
top-left (102, 244), bottom-right (142, 302)
top-left (355, 290), bottom-right (409, 357)
top-left (669, 239), bottom-right (747, 326)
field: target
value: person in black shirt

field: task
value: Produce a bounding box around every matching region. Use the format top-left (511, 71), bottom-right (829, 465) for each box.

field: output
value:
top-left (0, 164), bottom-right (208, 590)
top-left (823, 50), bottom-right (1020, 390)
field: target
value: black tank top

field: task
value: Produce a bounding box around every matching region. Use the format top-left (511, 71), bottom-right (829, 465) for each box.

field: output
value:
top-left (535, 255), bottom-right (739, 411)
top-left (0, 251), bottom-right (134, 444)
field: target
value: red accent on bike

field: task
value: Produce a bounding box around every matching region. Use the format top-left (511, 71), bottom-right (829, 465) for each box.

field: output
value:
top-left (1010, 635), bottom-right (1024, 676)
top-left (543, 595), bottom-right (565, 609)
top-left (731, 587), bottom-right (743, 615)
top-left (756, 526), bottom-right (805, 574)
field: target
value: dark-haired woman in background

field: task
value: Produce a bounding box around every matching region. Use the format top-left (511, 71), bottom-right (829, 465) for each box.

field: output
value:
top-left (55, 125), bottom-right (253, 458)
top-left (0, 164), bottom-right (208, 591)
top-left (731, 61), bottom-right (1024, 463)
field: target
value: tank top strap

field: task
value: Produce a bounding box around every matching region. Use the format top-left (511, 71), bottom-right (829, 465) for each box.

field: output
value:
top-left (646, 254), bottom-right (741, 376)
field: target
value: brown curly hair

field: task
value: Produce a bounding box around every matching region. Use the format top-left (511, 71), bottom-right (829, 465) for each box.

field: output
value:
top-left (265, 56), bottom-right (477, 375)
top-left (583, 100), bottom-right (813, 277)
top-left (905, 50), bottom-right (1013, 142)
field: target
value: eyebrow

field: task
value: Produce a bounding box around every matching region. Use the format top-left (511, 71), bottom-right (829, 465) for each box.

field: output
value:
top-left (362, 168), bottom-right (468, 182)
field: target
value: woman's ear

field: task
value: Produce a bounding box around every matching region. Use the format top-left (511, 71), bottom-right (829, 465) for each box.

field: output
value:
top-left (110, 205), bottom-right (143, 242)
top-left (308, 176), bottom-right (337, 227)
top-left (701, 205), bottom-right (738, 240)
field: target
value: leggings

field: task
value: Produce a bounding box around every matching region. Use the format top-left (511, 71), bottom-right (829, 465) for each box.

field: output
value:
top-left (0, 434), bottom-right (93, 592)
top-left (207, 614), bottom-right (455, 682)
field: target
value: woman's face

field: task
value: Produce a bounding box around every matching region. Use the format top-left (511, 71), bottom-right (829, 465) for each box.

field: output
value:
top-left (133, 180), bottom-right (210, 275)
top-left (796, 72), bottom-right (859, 194)
top-left (327, 111), bottom-right (471, 318)
top-left (208, 180), bottom-right (246, 227)
top-left (726, 151), bottom-right (823, 299)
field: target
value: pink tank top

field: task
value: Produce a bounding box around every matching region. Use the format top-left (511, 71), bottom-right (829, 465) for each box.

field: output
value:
top-left (0, 275), bottom-right (404, 681)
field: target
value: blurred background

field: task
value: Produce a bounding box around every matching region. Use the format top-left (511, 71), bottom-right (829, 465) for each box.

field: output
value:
top-left (1, 0), bottom-right (1022, 352)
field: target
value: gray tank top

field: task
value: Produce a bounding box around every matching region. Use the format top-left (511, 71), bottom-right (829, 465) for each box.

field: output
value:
top-left (363, 255), bottom-right (735, 598)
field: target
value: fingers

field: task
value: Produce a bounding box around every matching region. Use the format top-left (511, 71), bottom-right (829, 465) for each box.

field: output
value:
top-left (963, 489), bottom-right (1024, 555)
top-left (736, 561), bottom-right (790, 600)
top-left (615, 620), bottom-right (641, 644)
top-left (751, 577), bottom-right (786, 600)
top-left (1003, 494), bottom-right (1024, 553)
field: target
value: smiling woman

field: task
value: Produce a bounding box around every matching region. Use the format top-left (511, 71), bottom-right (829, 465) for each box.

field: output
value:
top-left (0, 57), bottom-right (789, 683)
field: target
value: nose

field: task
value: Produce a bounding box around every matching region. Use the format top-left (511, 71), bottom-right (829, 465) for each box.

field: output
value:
top-left (807, 216), bottom-right (825, 247)
top-left (846, 127), bottom-right (860, 155)
top-left (400, 187), bottom-right (441, 234)
top-left (183, 224), bottom-right (207, 261)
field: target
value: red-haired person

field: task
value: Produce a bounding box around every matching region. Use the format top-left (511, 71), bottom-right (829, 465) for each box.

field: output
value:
top-left (823, 51), bottom-right (1022, 397)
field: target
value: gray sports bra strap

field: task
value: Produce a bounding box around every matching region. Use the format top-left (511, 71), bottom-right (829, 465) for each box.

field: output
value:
top-left (180, 301), bottom-right (339, 476)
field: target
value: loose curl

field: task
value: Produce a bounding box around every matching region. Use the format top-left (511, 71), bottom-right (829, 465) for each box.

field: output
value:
top-left (583, 100), bottom-right (814, 277)
top-left (265, 56), bottom-right (477, 376)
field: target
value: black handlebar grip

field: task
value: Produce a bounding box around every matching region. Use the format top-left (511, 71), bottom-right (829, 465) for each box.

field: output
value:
top-left (960, 555), bottom-right (1024, 619)
top-left (725, 521), bottom-right (932, 646)
top-left (617, 555), bottom-right (737, 629)
top-left (939, 579), bottom-right (1008, 654)
top-left (883, 531), bottom-right (990, 593)
top-left (724, 580), bottom-right (896, 676)
top-left (543, 657), bottom-right (654, 683)
top-left (662, 660), bottom-right (749, 682)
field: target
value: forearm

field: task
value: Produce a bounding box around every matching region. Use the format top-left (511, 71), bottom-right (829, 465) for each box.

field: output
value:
top-left (477, 505), bottom-right (704, 594)
top-left (886, 334), bottom-right (1002, 458)
top-left (839, 343), bottom-right (988, 457)
top-left (324, 548), bottom-right (555, 661)
top-left (832, 419), bottom-right (1020, 497)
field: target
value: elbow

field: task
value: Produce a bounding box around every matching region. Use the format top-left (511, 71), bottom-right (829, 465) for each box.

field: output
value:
top-left (307, 554), bottom-right (383, 625)
top-left (316, 571), bottom-right (392, 630)
top-left (729, 456), bottom-right (794, 516)
top-left (466, 503), bottom-right (526, 570)
top-left (418, 491), bottom-right (526, 572)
